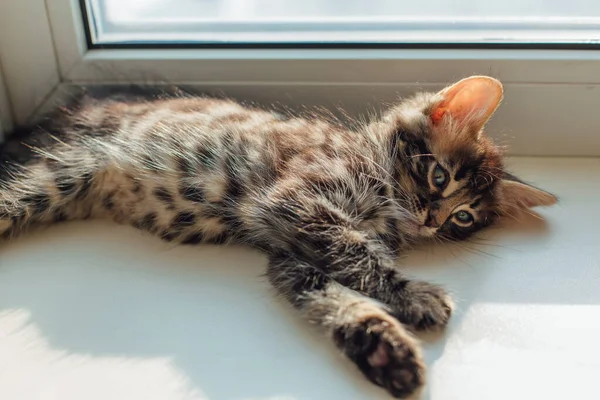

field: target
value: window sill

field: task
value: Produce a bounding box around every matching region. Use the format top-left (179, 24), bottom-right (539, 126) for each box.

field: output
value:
top-left (0, 156), bottom-right (597, 400)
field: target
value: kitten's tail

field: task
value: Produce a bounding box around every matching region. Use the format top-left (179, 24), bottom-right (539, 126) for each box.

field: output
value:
top-left (0, 128), bottom-right (99, 239)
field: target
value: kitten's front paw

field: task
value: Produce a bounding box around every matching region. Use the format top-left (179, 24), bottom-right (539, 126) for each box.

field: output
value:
top-left (334, 315), bottom-right (425, 398)
top-left (392, 281), bottom-right (454, 332)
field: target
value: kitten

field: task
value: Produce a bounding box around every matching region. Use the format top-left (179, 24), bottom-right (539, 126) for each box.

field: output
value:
top-left (0, 76), bottom-right (556, 398)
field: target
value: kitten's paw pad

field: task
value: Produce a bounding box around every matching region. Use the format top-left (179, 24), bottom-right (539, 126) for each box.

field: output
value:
top-left (335, 317), bottom-right (425, 398)
top-left (394, 281), bottom-right (454, 332)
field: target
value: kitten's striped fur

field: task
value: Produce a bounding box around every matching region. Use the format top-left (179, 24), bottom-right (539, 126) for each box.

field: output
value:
top-left (0, 76), bottom-right (556, 398)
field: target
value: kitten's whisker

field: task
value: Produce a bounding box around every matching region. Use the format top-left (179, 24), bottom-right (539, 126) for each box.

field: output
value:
top-left (464, 238), bottom-right (517, 250)
top-left (409, 154), bottom-right (436, 159)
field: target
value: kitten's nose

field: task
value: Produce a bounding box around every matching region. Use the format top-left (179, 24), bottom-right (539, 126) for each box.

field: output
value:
top-left (430, 200), bottom-right (442, 210)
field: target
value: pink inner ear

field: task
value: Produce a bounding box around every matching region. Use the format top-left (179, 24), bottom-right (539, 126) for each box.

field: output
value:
top-left (431, 106), bottom-right (447, 125)
top-left (432, 77), bottom-right (503, 129)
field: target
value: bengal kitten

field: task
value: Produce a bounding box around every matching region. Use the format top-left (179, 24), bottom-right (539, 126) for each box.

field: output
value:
top-left (0, 76), bottom-right (556, 398)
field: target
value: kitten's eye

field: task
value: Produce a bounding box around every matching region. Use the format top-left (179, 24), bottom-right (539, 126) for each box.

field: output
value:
top-left (455, 210), bottom-right (474, 224)
top-left (433, 164), bottom-right (448, 188)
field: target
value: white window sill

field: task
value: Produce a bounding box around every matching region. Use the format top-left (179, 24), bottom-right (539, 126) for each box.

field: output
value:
top-left (0, 156), bottom-right (597, 400)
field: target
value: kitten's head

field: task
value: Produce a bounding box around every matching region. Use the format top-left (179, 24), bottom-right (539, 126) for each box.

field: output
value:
top-left (380, 76), bottom-right (556, 241)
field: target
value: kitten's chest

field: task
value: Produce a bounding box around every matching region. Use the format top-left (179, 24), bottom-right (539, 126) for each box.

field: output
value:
top-left (354, 201), bottom-right (402, 250)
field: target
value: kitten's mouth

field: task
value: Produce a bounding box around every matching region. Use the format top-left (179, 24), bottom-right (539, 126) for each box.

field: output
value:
top-left (419, 225), bottom-right (438, 237)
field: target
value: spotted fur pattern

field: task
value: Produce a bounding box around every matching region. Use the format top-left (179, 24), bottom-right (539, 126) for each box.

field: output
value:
top-left (0, 77), bottom-right (556, 398)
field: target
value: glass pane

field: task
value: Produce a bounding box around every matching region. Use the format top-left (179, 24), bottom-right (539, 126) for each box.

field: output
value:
top-left (84, 0), bottom-right (600, 46)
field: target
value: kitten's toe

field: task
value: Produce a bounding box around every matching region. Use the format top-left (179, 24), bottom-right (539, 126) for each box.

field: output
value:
top-left (334, 315), bottom-right (425, 398)
top-left (393, 281), bottom-right (454, 332)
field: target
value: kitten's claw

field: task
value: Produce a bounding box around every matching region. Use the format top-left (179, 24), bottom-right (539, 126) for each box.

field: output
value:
top-left (334, 316), bottom-right (425, 398)
top-left (392, 281), bottom-right (454, 332)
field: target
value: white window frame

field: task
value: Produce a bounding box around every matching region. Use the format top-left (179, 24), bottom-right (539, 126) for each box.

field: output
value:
top-left (1, 0), bottom-right (600, 156)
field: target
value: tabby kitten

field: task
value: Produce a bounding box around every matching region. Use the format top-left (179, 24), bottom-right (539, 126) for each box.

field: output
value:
top-left (0, 76), bottom-right (556, 398)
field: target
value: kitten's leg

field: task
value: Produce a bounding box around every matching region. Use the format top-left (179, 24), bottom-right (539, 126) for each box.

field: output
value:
top-left (361, 269), bottom-right (454, 333)
top-left (298, 226), bottom-right (454, 332)
top-left (0, 157), bottom-right (99, 239)
top-left (255, 193), bottom-right (453, 333)
top-left (268, 253), bottom-right (425, 399)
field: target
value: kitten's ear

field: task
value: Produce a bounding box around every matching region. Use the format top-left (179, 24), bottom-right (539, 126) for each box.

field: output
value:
top-left (498, 173), bottom-right (557, 215)
top-left (430, 76), bottom-right (503, 135)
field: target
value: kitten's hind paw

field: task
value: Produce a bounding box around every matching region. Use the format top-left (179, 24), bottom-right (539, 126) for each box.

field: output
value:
top-left (334, 313), bottom-right (425, 398)
top-left (392, 281), bottom-right (454, 332)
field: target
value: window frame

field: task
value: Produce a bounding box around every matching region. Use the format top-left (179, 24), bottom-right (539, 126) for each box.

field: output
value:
top-left (1, 0), bottom-right (599, 156)
top-left (83, 0), bottom-right (600, 50)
